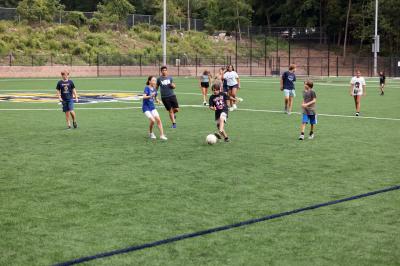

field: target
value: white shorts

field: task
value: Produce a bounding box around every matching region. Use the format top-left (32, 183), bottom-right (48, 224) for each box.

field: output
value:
top-left (284, 89), bottom-right (296, 97)
top-left (144, 109), bottom-right (160, 119)
top-left (352, 89), bottom-right (363, 96)
top-left (216, 112), bottom-right (227, 124)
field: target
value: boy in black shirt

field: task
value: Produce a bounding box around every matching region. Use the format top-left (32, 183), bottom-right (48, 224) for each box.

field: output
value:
top-left (209, 83), bottom-right (233, 142)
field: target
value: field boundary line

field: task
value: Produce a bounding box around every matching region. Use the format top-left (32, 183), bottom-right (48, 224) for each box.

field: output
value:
top-left (53, 184), bottom-right (400, 266)
top-left (1, 105), bottom-right (400, 122)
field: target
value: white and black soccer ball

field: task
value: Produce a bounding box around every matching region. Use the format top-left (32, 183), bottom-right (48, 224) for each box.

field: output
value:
top-left (206, 134), bottom-right (217, 145)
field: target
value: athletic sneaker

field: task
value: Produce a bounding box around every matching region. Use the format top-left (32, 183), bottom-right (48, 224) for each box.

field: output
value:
top-left (233, 104), bottom-right (238, 110)
top-left (298, 134), bottom-right (305, 140)
top-left (224, 137), bottom-right (230, 142)
top-left (237, 97), bottom-right (243, 102)
top-left (160, 135), bottom-right (168, 140)
top-left (203, 101), bottom-right (207, 106)
top-left (149, 132), bottom-right (156, 139)
top-left (355, 112), bottom-right (360, 116)
top-left (214, 132), bottom-right (222, 139)
top-left (67, 126), bottom-right (71, 130)
top-left (381, 92), bottom-right (384, 96)
top-left (171, 123), bottom-right (177, 128)
top-left (308, 134), bottom-right (314, 140)
top-left (229, 107), bottom-right (234, 112)
top-left (73, 121), bottom-right (77, 129)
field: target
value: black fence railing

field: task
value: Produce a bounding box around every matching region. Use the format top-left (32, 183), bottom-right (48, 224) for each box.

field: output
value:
top-left (1, 53), bottom-right (399, 78)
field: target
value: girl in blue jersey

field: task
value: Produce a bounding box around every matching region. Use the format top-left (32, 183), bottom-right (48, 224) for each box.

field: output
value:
top-left (142, 76), bottom-right (167, 140)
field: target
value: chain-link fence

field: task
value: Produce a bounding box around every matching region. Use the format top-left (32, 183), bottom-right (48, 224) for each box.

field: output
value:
top-left (0, 7), bottom-right (204, 31)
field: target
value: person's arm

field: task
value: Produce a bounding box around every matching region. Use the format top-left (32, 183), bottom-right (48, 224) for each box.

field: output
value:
top-left (237, 77), bottom-right (240, 89)
top-left (302, 98), bottom-right (316, 108)
top-left (56, 89), bottom-right (62, 102)
top-left (73, 88), bottom-right (78, 103)
top-left (362, 79), bottom-right (366, 96)
top-left (170, 77), bottom-right (176, 89)
top-left (349, 81), bottom-right (354, 96)
top-left (209, 99), bottom-right (216, 110)
top-left (280, 74), bottom-right (284, 91)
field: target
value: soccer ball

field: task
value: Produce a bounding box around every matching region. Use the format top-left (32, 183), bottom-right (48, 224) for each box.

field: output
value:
top-left (206, 134), bottom-right (217, 145)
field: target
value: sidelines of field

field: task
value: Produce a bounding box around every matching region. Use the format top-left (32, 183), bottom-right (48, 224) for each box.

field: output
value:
top-left (53, 184), bottom-right (400, 266)
top-left (1, 105), bottom-right (400, 122)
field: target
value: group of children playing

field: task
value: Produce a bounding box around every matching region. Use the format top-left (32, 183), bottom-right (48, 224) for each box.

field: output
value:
top-left (56, 64), bottom-right (386, 142)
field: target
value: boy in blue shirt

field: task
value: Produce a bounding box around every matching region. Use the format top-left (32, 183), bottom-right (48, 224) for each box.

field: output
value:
top-left (143, 76), bottom-right (167, 140)
top-left (299, 80), bottom-right (317, 140)
top-left (280, 64), bottom-right (296, 115)
top-left (56, 70), bottom-right (78, 129)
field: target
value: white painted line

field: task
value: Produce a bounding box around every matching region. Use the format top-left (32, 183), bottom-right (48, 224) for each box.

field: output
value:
top-left (1, 105), bottom-right (399, 122)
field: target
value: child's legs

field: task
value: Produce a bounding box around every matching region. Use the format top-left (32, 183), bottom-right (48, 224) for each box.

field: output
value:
top-left (144, 111), bottom-right (156, 132)
top-left (201, 87), bottom-right (207, 101)
top-left (65, 111), bottom-right (71, 125)
top-left (231, 87), bottom-right (237, 105)
top-left (218, 113), bottom-right (228, 137)
top-left (70, 110), bottom-right (76, 122)
top-left (288, 95), bottom-right (294, 111)
top-left (152, 110), bottom-right (164, 136)
top-left (354, 95), bottom-right (361, 112)
top-left (380, 84), bottom-right (385, 92)
top-left (300, 123), bottom-right (306, 133)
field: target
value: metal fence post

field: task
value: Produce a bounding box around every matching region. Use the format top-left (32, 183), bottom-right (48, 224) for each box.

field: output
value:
top-left (336, 56), bottom-right (339, 77)
top-left (195, 54), bottom-right (198, 76)
top-left (139, 55), bottom-right (142, 76)
top-left (307, 56), bottom-right (310, 76)
top-left (132, 14), bottom-right (134, 27)
top-left (97, 54), bottom-right (100, 77)
top-left (9, 54), bottom-right (12, 66)
top-left (119, 55), bottom-right (122, 77)
top-left (352, 57), bottom-right (355, 76)
top-left (50, 55), bottom-right (53, 66)
top-left (250, 31), bottom-right (253, 76)
top-left (288, 35), bottom-right (291, 66)
top-left (31, 55), bottom-right (34, 66)
top-left (235, 29), bottom-right (238, 71)
top-left (264, 34), bottom-right (267, 77)
top-left (327, 42), bottom-right (330, 77)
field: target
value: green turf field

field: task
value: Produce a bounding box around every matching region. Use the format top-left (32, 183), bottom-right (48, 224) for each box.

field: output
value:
top-left (1, 76), bottom-right (399, 266)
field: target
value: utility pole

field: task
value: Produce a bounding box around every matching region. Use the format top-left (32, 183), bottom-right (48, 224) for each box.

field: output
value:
top-left (187, 0), bottom-right (190, 31)
top-left (373, 0), bottom-right (379, 76)
top-left (162, 0), bottom-right (167, 66)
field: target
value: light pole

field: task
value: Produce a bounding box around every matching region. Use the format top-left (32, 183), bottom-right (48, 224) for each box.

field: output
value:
top-left (187, 0), bottom-right (190, 31)
top-left (162, 0), bottom-right (167, 66)
top-left (373, 0), bottom-right (379, 76)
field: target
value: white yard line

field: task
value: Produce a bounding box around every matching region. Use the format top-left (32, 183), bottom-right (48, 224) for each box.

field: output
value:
top-left (1, 105), bottom-right (399, 122)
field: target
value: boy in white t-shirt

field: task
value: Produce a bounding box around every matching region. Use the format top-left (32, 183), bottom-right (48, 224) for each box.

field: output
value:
top-left (349, 70), bottom-right (366, 116)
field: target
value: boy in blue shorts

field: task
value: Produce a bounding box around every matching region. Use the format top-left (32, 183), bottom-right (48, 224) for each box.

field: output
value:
top-left (299, 80), bottom-right (317, 140)
top-left (56, 70), bottom-right (78, 129)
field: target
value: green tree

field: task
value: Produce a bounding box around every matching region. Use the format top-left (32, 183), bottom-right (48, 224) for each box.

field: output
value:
top-left (0, 0), bottom-right (20, 8)
top-left (17, 0), bottom-right (65, 24)
top-left (94, 0), bottom-right (135, 28)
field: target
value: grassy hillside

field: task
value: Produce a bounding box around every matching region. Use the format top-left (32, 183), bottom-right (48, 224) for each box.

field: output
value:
top-left (0, 21), bottom-right (242, 65)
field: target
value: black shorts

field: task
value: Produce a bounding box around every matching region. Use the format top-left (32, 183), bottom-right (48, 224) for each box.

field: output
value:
top-left (228, 84), bottom-right (239, 90)
top-left (201, 82), bottom-right (209, 88)
top-left (162, 95), bottom-right (179, 111)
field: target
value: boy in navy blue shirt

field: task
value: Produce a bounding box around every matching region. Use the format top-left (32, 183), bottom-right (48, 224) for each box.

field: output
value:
top-left (56, 70), bottom-right (78, 129)
top-left (280, 64), bottom-right (297, 115)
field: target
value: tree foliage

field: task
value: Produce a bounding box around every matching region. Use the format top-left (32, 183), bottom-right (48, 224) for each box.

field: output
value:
top-left (16, 0), bottom-right (65, 23)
